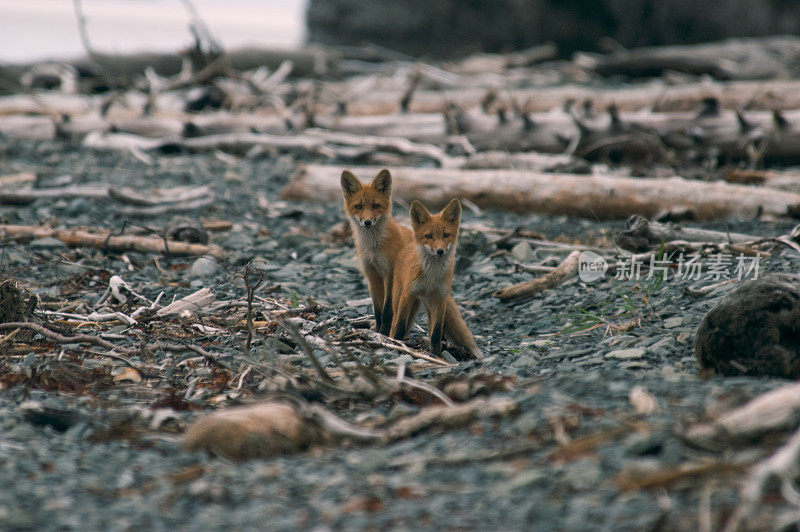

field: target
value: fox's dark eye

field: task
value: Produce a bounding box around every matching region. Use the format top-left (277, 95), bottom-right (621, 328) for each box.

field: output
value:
top-left (443, 233), bottom-right (450, 238)
top-left (425, 233), bottom-right (433, 239)
top-left (355, 204), bottom-right (363, 210)
top-left (372, 203), bottom-right (380, 209)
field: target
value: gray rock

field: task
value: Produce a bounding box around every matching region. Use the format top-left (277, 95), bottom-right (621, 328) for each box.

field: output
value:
top-left (663, 316), bottom-right (683, 328)
top-left (330, 255), bottom-right (359, 270)
top-left (562, 458), bottom-right (602, 490)
top-left (511, 242), bottom-right (535, 263)
top-left (391, 354), bottom-right (414, 366)
top-left (507, 468), bottom-right (546, 491)
top-left (624, 432), bottom-right (664, 456)
top-left (605, 348), bottom-right (646, 360)
top-left (225, 231), bottom-right (253, 250)
top-left (310, 252), bottom-right (329, 264)
top-left (29, 237), bottom-right (66, 249)
top-left (649, 337), bottom-right (675, 355)
top-left (188, 256), bottom-right (221, 279)
top-left (696, 273), bottom-right (800, 378)
top-left (441, 350), bottom-right (458, 364)
top-left (511, 353), bottom-right (538, 369)
top-left (349, 449), bottom-right (389, 472)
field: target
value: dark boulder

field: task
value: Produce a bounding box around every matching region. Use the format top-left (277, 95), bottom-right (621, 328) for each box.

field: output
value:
top-left (306, 0), bottom-right (800, 59)
top-left (696, 274), bottom-right (800, 379)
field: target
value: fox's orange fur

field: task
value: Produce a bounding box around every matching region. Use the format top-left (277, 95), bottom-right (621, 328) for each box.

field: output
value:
top-left (340, 170), bottom-right (480, 357)
top-left (390, 198), bottom-right (479, 357)
top-left (341, 169), bottom-right (410, 335)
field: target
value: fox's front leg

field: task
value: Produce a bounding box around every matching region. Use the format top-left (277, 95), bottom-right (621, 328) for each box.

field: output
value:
top-left (427, 301), bottom-right (446, 356)
top-left (366, 270), bottom-right (386, 332)
top-left (379, 275), bottom-right (393, 335)
top-left (390, 291), bottom-right (412, 341)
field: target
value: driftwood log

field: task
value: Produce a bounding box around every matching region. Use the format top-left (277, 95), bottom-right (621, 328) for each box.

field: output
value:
top-left (328, 79), bottom-right (800, 116)
top-left (0, 225), bottom-right (223, 257)
top-left (282, 165), bottom-right (800, 220)
top-left (615, 215), bottom-right (760, 252)
top-left (494, 250), bottom-right (580, 301)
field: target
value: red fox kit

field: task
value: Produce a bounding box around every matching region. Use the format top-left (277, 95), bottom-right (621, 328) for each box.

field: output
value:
top-left (341, 170), bottom-right (481, 358)
top-left (341, 168), bottom-right (410, 335)
top-left (390, 198), bottom-right (477, 357)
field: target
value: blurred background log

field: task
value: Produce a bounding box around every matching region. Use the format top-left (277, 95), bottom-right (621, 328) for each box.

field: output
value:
top-left (282, 165), bottom-right (800, 220)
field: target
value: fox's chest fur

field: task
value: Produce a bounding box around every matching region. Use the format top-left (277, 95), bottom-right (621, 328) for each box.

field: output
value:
top-left (411, 248), bottom-right (453, 301)
top-left (351, 220), bottom-right (391, 277)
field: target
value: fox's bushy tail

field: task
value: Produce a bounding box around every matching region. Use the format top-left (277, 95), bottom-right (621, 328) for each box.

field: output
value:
top-left (443, 296), bottom-right (482, 359)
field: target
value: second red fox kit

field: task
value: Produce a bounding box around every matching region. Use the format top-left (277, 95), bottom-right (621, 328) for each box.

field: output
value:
top-left (340, 169), bottom-right (480, 358)
top-left (390, 199), bottom-right (466, 356)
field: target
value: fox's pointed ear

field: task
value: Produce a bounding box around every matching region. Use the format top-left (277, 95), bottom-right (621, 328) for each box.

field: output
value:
top-left (441, 198), bottom-right (462, 224)
top-left (340, 170), bottom-right (361, 197)
top-left (409, 201), bottom-right (431, 228)
top-left (371, 169), bottom-right (392, 196)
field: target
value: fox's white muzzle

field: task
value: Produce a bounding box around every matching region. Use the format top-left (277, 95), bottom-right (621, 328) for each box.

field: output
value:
top-left (354, 214), bottom-right (381, 228)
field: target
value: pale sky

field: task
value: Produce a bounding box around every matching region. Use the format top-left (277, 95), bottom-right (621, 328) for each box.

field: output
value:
top-left (0, 0), bottom-right (307, 63)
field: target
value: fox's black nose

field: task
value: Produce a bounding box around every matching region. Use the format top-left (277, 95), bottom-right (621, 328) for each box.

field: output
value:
top-left (363, 219), bottom-right (372, 227)
top-left (436, 249), bottom-right (444, 256)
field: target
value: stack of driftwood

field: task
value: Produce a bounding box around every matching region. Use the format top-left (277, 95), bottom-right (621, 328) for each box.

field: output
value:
top-left (3, 35), bottom-right (800, 223)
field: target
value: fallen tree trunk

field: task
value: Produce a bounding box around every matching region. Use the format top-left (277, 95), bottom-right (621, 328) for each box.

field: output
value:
top-left (0, 225), bottom-right (223, 257)
top-left (282, 165), bottom-right (800, 220)
top-left (725, 168), bottom-right (800, 192)
top-left (82, 130), bottom-right (449, 165)
top-left (331, 79), bottom-right (800, 116)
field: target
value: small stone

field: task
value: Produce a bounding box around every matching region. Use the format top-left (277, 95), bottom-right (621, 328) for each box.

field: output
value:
top-left (441, 350), bottom-right (457, 364)
top-left (663, 316), bottom-right (683, 328)
top-left (620, 361), bottom-right (649, 370)
top-left (28, 237), bottom-right (66, 249)
top-left (624, 432), bottom-right (663, 456)
top-left (532, 339), bottom-right (551, 348)
top-left (350, 449), bottom-right (389, 472)
top-left (511, 354), bottom-right (538, 369)
top-left (649, 337), bottom-right (674, 355)
top-left (601, 335), bottom-right (635, 347)
top-left (225, 231), bottom-right (253, 250)
top-left (57, 262), bottom-right (88, 277)
top-left (391, 354), bottom-right (414, 366)
top-left (676, 331), bottom-right (692, 344)
top-left (188, 256), bottom-right (221, 279)
top-left (330, 255), bottom-right (359, 270)
top-left (511, 242), bottom-right (535, 263)
top-left (562, 458), bottom-right (602, 490)
top-left (507, 468), bottom-right (546, 491)
top-left (605, 348), bottom-right (646, 360)
top-left (310, 252), bottom-right (328, 264)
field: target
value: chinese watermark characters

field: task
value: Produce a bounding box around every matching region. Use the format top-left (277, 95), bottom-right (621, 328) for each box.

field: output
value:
top-left (578, 251), bottom-right (760, 283)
